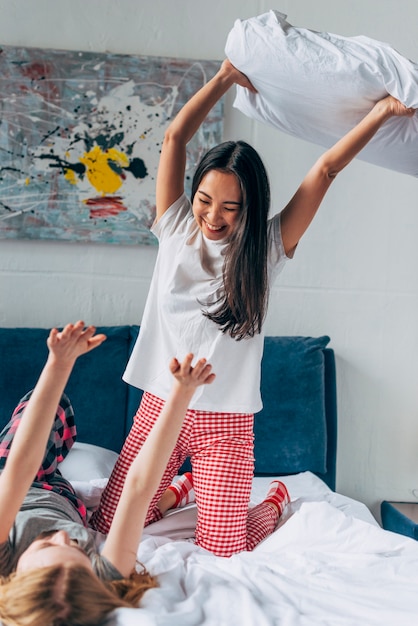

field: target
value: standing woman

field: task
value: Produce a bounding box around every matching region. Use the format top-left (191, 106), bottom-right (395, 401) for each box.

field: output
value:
top-left (91, 59), bottom-right (415, 556)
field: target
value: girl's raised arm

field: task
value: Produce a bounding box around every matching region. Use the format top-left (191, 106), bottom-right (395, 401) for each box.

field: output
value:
top-left (155, 59), bottom-right (256, 222)
top-left (0, 322), bottom-right (106, 543)
top-left (101, 355), bottom-right (215, 577)
top-left (279, 95), bottom-right (416, 256)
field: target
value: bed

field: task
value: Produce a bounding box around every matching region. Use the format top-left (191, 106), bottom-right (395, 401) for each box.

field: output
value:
top-left (59, 448), bottom-right (418, 626)
top-left (1, 326), bottom-right (418, 625)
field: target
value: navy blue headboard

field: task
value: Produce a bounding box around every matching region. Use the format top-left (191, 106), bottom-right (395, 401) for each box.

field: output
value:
top-left (254, 336), bottom-right (336, 490)
top-left (0, 326), bottom-right (137, 453)
top-left (0, 326), bottom-right (337, 490)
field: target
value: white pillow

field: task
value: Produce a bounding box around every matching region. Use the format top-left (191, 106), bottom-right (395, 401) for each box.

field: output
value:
top-left (225, 10), bottom-right (418, 177)
top-left (59, 442), bottom-right (118, 482)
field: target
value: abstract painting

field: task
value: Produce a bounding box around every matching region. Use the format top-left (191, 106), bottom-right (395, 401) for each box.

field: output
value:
top-left (0, 45), bottom-right (223, 245)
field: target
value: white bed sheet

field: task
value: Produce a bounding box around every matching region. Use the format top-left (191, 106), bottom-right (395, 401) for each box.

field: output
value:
top-left (72, 471), bottom-right (418, 626)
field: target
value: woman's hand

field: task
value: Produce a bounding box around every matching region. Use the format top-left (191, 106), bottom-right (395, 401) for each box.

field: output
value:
top-left (47, 321), bottom-right (106, 367)
top-left (169, 353), bottom-right (216, 390)
top-left (373, 94), bottom-right (416, 118)
top-left (220, 58), bottom-right (258, 94)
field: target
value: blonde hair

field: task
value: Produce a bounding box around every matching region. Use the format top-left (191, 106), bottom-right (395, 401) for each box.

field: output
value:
top-left (0, 563), bottom-right (157, 626)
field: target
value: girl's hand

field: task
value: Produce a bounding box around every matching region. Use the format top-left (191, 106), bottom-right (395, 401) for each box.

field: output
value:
top-left (169, 353), bottom-right (216, 389)
top-left (374, 94), bottom-right (416, 118)
top-left (47, 321), bottom-right (106, 366)
top-left (220, 58), bottom-right (258, 94)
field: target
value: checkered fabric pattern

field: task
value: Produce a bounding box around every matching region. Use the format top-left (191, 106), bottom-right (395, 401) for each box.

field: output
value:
top-left (0, 390), bottom-right (87, 523)
top-left (90, 392), bottom-right (280, 556)
top-left (167, 472), bottom-right (194, 507)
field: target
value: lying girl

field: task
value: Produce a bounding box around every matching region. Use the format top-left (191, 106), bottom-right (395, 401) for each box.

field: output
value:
top-left (0, 321), bottom-right (215, 626)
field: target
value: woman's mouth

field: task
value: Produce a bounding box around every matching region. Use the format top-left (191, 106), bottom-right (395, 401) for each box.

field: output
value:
top-left (204, 220), bottom-right (225, 232)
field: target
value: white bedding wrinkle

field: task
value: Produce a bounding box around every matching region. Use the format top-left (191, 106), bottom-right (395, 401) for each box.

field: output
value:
top-left (136, 502), bottom-right (418, 626)
top-left (127, 501), bottom-right (418, 626)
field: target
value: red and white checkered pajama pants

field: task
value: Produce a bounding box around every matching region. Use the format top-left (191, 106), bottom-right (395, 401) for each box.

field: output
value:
top-left (90, 392), bottom-right (279, 556)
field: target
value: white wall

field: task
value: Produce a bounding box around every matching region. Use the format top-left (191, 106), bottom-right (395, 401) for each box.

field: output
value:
top-left (0, 0), bottom-right (417, 521)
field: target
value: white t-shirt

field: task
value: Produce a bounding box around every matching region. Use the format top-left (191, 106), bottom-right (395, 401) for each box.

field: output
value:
top-left (123, 194), bottom-right (288, 413)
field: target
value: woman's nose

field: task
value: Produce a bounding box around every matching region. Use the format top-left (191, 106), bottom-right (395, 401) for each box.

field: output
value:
top-left (207, 205), bottom-right (221, 223)
top-left (50, 530), bottom-right (71, 545)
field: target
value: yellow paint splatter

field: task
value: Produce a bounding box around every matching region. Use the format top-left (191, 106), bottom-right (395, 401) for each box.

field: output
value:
top-left (79, 145), bottom-right (129, 195)
top-left (64, 169), bottom-right (77, 185)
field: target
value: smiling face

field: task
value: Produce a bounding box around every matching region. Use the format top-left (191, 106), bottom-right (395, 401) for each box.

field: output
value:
top-left (192, 169), bottom-right (242, 241)
top-left (17, 530), bottom-right (93, 573)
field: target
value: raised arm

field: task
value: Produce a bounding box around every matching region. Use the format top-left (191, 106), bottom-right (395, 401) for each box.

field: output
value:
top-left (0, 322), bottom-right (106, 543)
top-left (101, 354), bottom-right (215, 577)
top-left (155, 59), bottom-right (256, 221)
top-left (280, 96), bottom-right (416, 256)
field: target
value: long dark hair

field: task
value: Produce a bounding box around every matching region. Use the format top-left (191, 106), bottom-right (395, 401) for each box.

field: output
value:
top-left (191, 140), bottom-right (270, 340)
